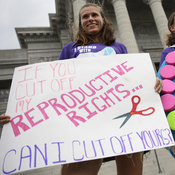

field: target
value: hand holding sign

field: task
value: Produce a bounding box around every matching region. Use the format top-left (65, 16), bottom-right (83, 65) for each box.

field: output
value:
top-left (0, 113), bottom-right (10, 126)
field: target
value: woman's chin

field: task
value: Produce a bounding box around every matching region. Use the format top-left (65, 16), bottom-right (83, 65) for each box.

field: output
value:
top-left (87, 31), bottom-right (100, 36)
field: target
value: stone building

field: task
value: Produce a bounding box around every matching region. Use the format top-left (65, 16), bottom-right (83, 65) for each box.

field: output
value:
top-left (0, 0), bottom-right (174, 115)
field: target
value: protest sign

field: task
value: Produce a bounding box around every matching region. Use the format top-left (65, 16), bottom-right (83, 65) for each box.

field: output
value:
top-left (0, 53), bottom-right (174, 174)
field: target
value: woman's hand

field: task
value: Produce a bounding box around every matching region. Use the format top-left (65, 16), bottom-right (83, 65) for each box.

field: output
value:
top-left (154, 77), bottom-right (163, 94)
top-left (0, 113), bottom-right (11, 127)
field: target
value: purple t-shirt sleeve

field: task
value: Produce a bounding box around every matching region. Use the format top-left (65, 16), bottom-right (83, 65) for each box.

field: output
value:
top-left (115, 42), bottom-right (128, 54)
top-left (59, 46), bottom-right (69, 60)
top-left (159, 47), bottom-right (175, 67)
top-left (159, 51), bottom-right (167, 67)
top-left (59, 42), bottom-right (75, 60)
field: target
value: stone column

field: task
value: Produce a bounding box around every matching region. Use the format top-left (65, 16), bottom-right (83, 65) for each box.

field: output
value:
top-left (111, 0), bottom-right (139, 53)
top-left (143, 0), bottom-right (168, 49)
top-left (72, 0), bottom-right (86, 30)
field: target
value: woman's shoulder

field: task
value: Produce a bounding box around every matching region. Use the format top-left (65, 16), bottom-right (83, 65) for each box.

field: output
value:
top-left (112, 42), bottom-right (126, 48)
top-left (162, 46), bottom-right (175, 54)
top-left (112, 42), bottom-right (128, 53)
top-left (112, 42), bottom-right (125, 46)
top-left (63, 42), bottom-right (76, 49)
top-left (59, 42), bottom-right (76, 60)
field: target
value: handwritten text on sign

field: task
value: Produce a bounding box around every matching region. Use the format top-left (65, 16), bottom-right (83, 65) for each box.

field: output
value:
top-left (0, 53), bottom-right (174, 174)
top-left (12, 61), bottom-right (133, 137)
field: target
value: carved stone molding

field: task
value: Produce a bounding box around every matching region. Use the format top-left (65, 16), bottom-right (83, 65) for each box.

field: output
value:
top-left (0, 102), bottom-right (7, 113)
top-left (29, 56), bottom-right (59, 64)
top-left (0, 90), bottom-right (9, 103)
top-left (24, 38), bottom-right (59, 43)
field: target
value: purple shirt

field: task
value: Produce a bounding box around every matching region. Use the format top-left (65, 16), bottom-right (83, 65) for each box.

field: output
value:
top-left (59, 42), bottom-right (128, 60)
top-left (159, 44), bottom-right (175, 67)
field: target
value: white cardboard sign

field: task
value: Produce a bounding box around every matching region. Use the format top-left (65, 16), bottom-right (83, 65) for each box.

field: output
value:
top-left (0, 53), bottom-right (174, 174)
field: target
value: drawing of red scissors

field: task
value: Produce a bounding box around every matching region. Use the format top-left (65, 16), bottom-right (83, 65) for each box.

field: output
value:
top-left (113, 95), bottom-right (155, 128)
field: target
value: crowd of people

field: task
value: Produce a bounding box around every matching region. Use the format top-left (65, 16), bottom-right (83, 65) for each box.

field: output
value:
top-left (1, 3), bottom-right (174, 175)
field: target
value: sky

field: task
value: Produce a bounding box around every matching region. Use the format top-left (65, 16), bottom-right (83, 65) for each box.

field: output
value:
top-left (0, 0), bottom-right (56, 50)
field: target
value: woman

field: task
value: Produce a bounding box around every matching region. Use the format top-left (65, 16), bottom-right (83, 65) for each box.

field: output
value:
top-left (58, 3), bottom-right (162, 175)
top-left (159, 11), bottom-right (175, 67)
top-left (0, 3), bottom-right (163, 175)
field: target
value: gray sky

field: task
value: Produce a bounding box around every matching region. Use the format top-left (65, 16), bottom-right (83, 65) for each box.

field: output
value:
top-left (0, 0), bottom-right (56, 50)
